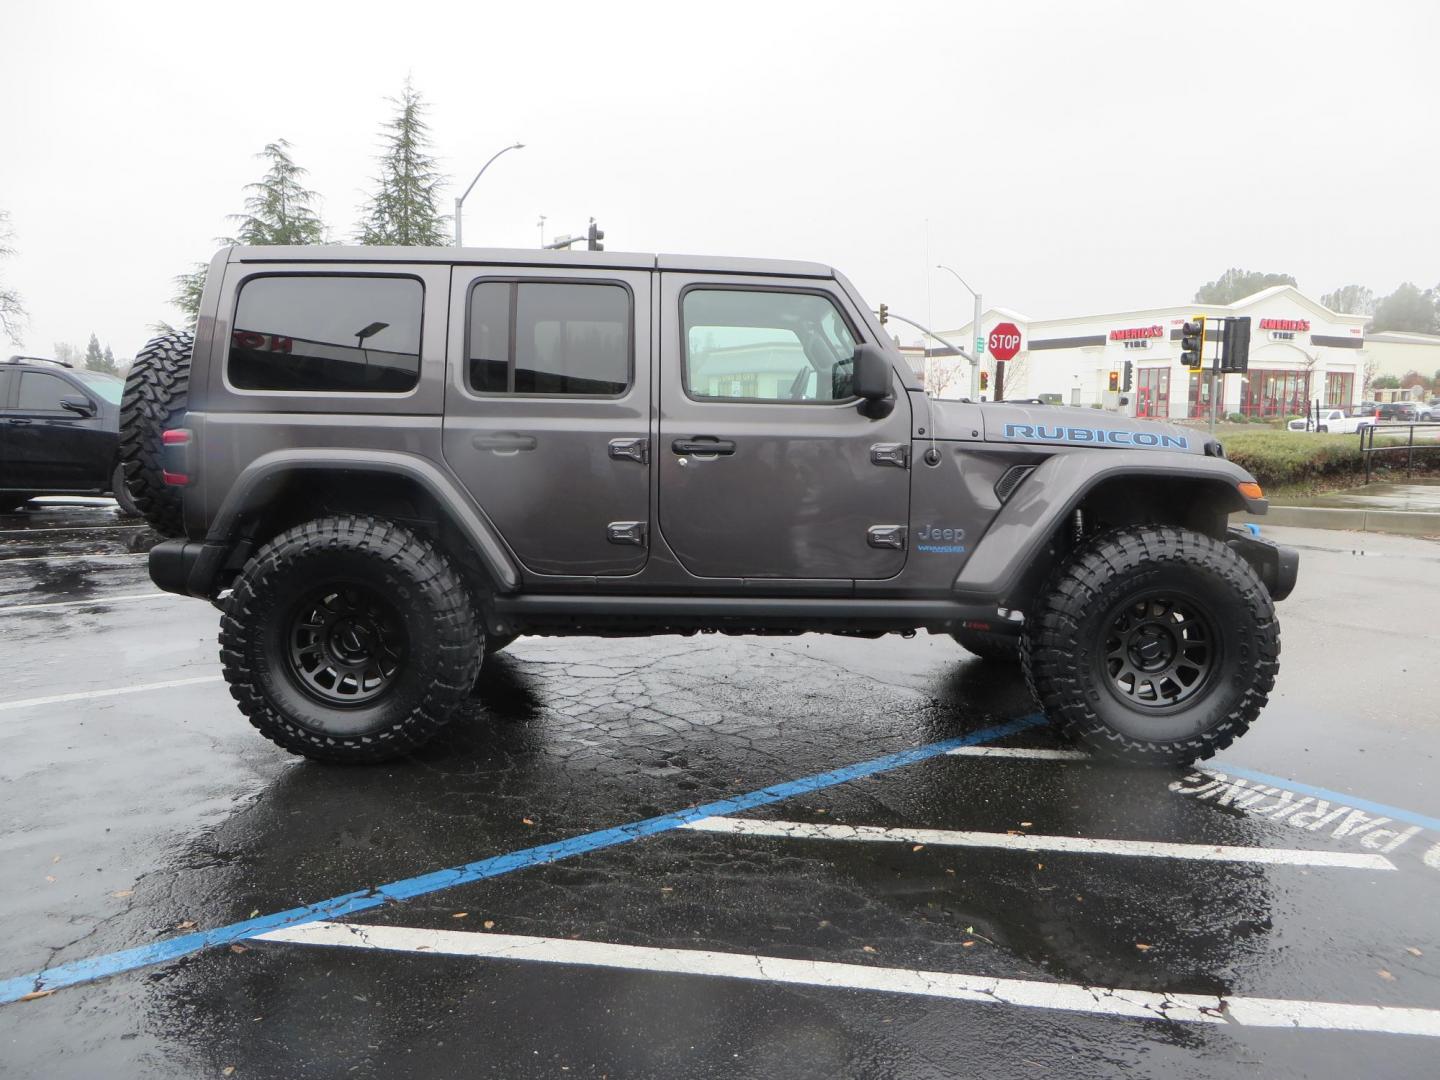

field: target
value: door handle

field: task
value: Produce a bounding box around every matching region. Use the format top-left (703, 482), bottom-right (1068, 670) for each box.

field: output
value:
top-left (8, 418), bottom-right (32, 425)
top-left (472, 432), bottom-right (537, 453)
top-left (671, 437), bottom-right (736, 456)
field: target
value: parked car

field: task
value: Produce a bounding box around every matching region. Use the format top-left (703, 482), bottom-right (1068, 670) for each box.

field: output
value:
top-left (0, 356), bottom-right (138, 514)
top-left (1377, 401), bottom-right (1433, 422)
top-left (1287, 409), bottom-right (1375, 434)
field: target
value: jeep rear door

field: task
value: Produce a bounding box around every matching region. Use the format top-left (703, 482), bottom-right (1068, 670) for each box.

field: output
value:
top-left (443, 266), bottom-right (652, 577)
top-left (656, 272), bottom-right (911, 580)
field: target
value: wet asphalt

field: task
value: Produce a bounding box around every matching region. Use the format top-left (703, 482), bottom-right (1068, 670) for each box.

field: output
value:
top-left (1, 502), bottom-right (1438, 1079)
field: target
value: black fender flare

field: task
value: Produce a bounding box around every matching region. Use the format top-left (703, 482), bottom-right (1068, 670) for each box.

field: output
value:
top-left (952, 450), bottom-right (1266, 607)
top-left (164, 449), bottom-right (521, 598)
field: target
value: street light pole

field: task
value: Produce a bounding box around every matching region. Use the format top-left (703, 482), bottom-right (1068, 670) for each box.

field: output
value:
top-left (936, 264), bottom-right (982, 400)
top-left (454, 141), bottom-right (525, 248)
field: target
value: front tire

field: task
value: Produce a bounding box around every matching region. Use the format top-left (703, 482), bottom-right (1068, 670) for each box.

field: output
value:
top-left (1022, 525), bottom-right (1279, 765)
top-left (219, 516), bottom-right (482, 763)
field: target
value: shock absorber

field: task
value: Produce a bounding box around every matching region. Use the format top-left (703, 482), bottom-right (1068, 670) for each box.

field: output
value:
top-left (1072, 508), bottom-right (1085, 545)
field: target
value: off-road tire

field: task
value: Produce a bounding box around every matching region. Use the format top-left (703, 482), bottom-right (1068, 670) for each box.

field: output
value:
top-left (110, 462), bottom-right (139, 517)
top-left (219, 516), bottom-right (483, 764)
top-left (951, 628), bottom-right (1021, 664)
top-left (1022, 525), bottom-right (1279, 766)
top-left (119, 330), bottom-right (192, 537)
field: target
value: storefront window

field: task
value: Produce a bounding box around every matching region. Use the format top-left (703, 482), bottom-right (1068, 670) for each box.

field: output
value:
top-left (1187, 371), bottom-right (1215, 420)
top-left (1325, 371), bottom-right (1354, 408)
top-left (1240, 370), bottom-right (1311, 418)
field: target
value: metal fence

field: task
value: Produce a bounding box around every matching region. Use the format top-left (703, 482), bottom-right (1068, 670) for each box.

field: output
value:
top-left (1360, 422), bottom-right (1440, 483)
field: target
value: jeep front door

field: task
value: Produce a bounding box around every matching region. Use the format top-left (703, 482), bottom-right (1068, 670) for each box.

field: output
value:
top-left (657, 276), bottom-right (911, 580)
top-left (443, 267), bottom-right (651, 577)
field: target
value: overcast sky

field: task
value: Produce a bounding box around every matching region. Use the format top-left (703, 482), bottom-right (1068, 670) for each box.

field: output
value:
top-left (3, 0), bottom-right (1437, 357)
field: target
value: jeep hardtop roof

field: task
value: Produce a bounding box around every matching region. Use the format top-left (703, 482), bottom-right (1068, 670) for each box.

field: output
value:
top-left (227, 245), bottom-right (835, 279)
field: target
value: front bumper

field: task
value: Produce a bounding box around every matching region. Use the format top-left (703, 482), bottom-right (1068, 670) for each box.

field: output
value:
top-left (1227, 527), bottom-right (1299, 602)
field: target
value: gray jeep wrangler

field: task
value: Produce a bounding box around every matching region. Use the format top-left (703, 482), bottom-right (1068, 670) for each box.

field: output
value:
top-left (125, 245), bottom-right (1296, 766)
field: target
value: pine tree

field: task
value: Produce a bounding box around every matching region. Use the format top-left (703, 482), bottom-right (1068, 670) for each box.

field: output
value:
top-left (166, 139), bottom-right (328, 329)
top-left (357, 80), bottom-right (449, 246)
top-left (170, 263), bottom-right (208, 329)
top-left (84, 332), bottom-right (105, 371)
top-left (229, 140), bottom-right (328, 246)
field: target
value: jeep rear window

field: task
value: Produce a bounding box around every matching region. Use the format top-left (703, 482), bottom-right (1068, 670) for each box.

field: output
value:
top-left (228, 275), bottom-right (423, 393)
top-left (466, 281), bottom-right (630, 396)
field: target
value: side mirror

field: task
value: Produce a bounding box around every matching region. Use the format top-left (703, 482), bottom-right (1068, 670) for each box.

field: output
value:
top-left (851, 344), bottom-right (892, 402)
top-left (60, 396), bottom-right (97, 418)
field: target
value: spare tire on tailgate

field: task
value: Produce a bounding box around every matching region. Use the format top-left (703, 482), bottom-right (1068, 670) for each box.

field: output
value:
top-left (120, 330), bottom-right (193, 537)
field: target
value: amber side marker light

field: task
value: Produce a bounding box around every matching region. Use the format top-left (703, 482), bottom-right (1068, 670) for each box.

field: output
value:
top-left (1238, 482), bottom-right (1264, 501)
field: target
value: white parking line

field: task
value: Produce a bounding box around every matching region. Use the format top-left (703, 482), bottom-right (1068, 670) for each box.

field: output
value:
top-left (946, 746), bottom-right (1091, 761)
top-left (0, 553), bottom-right (148, 566)
top-left (681, 817), bottom-right (1395, 870)
top-left (0, 675), bottom-right (222, 712)
top-left (0, 592), bottom-right (174, 615)
top-left (256, 921), bottom-right (1440, 1038)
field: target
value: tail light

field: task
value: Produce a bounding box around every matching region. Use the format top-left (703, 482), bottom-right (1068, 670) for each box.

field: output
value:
top-left (161, 428), bottom-right (191, 486)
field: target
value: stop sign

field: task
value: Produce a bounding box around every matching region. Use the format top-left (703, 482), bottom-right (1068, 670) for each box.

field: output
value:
top-left (987, 322), bottom-right (1023, 362)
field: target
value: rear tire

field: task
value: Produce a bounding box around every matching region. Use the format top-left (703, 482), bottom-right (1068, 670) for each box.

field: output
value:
top-left (219, 516), bottom-right (482, 763)
top-left (110, 463), bottom-right (140, 518)
top-left (1022, 525), bottom-right (1279, 766)
top-left (119, 330), bottom-right (192, 537)
top-left (951, 628), bottom-right (1021, 664)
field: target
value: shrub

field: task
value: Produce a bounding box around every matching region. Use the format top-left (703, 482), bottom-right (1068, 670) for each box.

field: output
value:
top-left (1226, 412), bottom-right (1248, 424)
top-left (1220, 431), bottom-right (1364, 487)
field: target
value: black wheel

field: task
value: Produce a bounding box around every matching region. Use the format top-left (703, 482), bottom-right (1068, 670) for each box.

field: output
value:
top-left (110, 462), bottom-right (140, 518)
top-left (951, 628), bottom-right (1021, 664)
top-left (1022, 525), bottom-right (1279, 765)
top-left (219, 516), bottom-right (483, 763)
top-left (120, 330), bottom-right (192, 537)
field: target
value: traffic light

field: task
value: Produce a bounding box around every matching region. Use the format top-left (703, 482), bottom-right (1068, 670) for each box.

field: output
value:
top-left (1181, 316), bottom-right (1207, 371)
top-left (979, 370), bottom-right (989, 391)
top-left (1123, 360), bottom-right (1133, 392)
top-left (1221, 316), bottom-right (1251, 373)
top-left (586, 219), bottom-right (605, 251)
top-left (1108, 371), bottom-right (1119, 392)
top-left (878, 303), bottom-right (889, 325)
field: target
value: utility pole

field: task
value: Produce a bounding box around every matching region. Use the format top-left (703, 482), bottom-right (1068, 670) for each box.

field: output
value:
top-left (936, 265), bottom-right (982, 400)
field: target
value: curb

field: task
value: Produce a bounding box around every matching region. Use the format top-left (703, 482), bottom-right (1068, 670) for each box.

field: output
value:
top-left (1234, 505), bottom-right (1440, 537)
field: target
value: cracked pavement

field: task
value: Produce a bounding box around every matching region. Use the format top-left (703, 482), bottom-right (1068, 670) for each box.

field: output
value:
top-left (2, 504), bottom-right (1439, 1079)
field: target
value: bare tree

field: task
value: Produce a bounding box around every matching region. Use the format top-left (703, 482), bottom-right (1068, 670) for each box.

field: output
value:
top-left (0, 210), bottom-right (26, 345)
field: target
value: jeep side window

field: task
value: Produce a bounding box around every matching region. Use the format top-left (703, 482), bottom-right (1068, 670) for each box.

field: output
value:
top-left (228, 275), bottom-right (423, 393)
top-left (681, 289), bottom-right (858, 403)
top-left (466, 281), bottom-right (630, 396)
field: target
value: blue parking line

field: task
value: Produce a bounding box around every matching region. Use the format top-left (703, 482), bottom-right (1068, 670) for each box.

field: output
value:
top-left (0, 714), bottom-right (1044, 1005)
top-left (1208, 760), bottom-right (1440, 834)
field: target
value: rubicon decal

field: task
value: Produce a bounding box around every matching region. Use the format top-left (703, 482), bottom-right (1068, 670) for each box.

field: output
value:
top-left (1003, 424), bottom-right (1189, 449)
